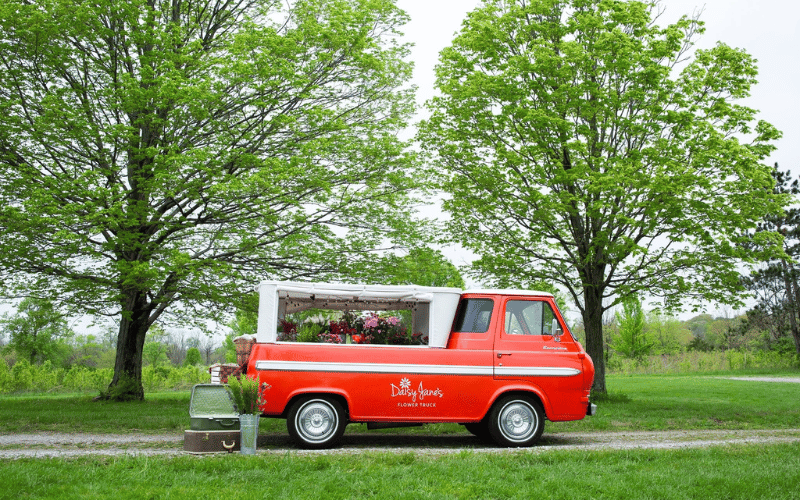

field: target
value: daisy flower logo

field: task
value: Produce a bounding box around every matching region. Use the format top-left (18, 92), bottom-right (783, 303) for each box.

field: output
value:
top-left (400, 378), bottom-right (411, 389)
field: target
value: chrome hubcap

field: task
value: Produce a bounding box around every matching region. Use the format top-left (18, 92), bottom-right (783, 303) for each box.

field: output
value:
top-left (297, 401), bottom-right (337, 443)
top-left (499, 401), bottom-right (537, 442)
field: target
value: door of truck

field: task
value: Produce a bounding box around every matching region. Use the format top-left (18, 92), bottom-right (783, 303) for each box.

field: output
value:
top-left (493, 297), bottom-right (584, 382)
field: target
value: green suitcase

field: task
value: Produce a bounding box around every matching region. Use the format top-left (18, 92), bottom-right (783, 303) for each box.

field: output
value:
top-left (188, 384), bottom-right (240, 431)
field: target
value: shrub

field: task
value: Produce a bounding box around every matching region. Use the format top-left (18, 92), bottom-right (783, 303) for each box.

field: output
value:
top-left (62, 366), bottom-right (111, 392)
top-left (606, 350), bottom-right (799, 375)
top-left (184, 347), bottom-right (202, 366)
top-left (10, 359), bottom-right (34, 392)
top-left (32, 360), bottom-right (64, 391)
top-left (0, 359), bottom-right (12, 393)
top-left (0, 361), bottom-right (208, 395)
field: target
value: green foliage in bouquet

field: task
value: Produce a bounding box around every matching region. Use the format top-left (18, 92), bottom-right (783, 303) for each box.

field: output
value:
top-left (227, 375), bottom-right (269, 415)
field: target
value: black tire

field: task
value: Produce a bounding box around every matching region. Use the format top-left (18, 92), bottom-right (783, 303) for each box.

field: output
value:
top-left (286, 396), bottom-right (347, 449)
top-left (487, 395), bottom-right (544, 447)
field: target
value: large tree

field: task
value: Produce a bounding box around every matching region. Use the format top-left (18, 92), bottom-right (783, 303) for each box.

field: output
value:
top-left (0, 0), bottom-right (421, 399)
top-left (418, 0), bottom-right (785, 392)
top-left (742, 165), bottom-right (800, 355)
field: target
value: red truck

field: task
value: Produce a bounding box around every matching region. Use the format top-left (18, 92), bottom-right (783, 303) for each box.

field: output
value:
top-left (242, 281), bottom-right (595, 449)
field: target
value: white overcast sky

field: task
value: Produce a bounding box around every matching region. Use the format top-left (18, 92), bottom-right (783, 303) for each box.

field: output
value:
top-left (397, 0), bottom-right (800, 171)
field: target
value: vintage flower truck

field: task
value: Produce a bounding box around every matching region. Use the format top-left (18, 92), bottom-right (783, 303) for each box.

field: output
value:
top-left (233, 281), bottom-right (596, 449)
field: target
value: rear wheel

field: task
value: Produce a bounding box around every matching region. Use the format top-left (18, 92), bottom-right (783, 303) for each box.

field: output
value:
top-left (487, 395), bottom-right (544, 447)
top-left (286, 396), bottom-right (347, 449)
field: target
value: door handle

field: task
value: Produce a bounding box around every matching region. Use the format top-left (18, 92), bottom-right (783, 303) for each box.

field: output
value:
top-left (497, 352), bottom-right (512, 358)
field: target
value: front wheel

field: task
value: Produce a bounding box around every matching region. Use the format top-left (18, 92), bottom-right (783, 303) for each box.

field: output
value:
top-left (487, 395), bottom-right (544, 447)
top-left (286, 396), bottom-right (347, 449)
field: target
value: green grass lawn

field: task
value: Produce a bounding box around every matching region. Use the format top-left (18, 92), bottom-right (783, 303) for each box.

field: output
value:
top-left (0, 391), bottom-right (192, 433)
top-left (1, 444), bottom-right (799, 499)
top-left (2, 372), bottom-right (799, 499)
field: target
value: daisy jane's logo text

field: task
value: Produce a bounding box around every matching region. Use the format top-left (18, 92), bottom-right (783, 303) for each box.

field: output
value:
top-left (391, 377), bottom-right (443, 406)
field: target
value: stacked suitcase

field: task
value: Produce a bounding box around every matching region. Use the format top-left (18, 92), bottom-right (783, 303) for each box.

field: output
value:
top-left (184, 384), bottom-right (241, 453)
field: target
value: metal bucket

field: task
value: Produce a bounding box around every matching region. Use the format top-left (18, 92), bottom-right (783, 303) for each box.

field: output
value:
top-left (239, 414), bottom-right (260, 455)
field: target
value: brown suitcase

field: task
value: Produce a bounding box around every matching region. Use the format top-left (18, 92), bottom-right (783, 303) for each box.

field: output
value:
top-left (183, 430), bottom-right (241, 454)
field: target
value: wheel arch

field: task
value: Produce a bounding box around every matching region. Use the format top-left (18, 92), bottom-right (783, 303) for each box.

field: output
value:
top-left (484, 386), bottom-right (550, 421)
top-left (281, 390), bottom-right (351, 419)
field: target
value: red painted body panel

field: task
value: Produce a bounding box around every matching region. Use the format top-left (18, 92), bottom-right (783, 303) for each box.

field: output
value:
top-left (247, 293), bottom-right (595, 424)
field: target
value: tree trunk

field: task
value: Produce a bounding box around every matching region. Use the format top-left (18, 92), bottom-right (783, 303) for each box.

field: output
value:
top-left (104, 290), bottom-right (151, 401)
top-left (583, 284), bottom-right (607, 394)
top-left (29, 337), bottom-right (38, 365)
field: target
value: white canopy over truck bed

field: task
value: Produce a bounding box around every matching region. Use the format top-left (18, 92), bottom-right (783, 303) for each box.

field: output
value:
top-left (256, 281), bottom-right (462, 347)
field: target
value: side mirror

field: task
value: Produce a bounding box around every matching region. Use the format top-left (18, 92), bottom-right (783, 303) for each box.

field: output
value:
top-left (551, 318), bottom-right (562, 342)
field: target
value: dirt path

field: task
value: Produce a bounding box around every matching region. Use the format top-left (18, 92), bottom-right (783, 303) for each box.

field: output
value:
top-left (2, 428), bottom-right (800, 459)
top-left (724, 376), bottom-right (800, 383)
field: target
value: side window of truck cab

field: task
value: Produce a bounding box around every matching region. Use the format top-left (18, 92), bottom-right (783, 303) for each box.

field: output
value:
top-left (504, 300), bottom-right (557, 336)
top-left (453, 298), bottom-right (494, 333)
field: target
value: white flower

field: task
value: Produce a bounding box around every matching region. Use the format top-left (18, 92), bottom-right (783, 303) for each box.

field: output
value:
top-left (400, 378), bottom-right (411, 389)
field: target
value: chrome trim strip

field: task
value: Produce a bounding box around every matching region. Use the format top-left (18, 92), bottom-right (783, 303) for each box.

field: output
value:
top-left (255, 360), bottom-right (579, 377)
top-left (256, 360), bottom-right (491, 375)
top-left (494, 366), bottom-right (580, 377)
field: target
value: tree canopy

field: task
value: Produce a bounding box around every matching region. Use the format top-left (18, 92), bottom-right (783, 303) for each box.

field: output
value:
top-left (0, 297), bottom-right (74, 365)
top-left (0, 0), bottom-right (422, 399)
top-left (374, 248), bottom-right (466, 288)
top-left (612, 295), bottom-right (652, 360)
top-left (418, 0), bottom-right (786, 392)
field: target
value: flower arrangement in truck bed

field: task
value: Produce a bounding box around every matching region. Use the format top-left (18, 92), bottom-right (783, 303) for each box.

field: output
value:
top-left (277, 311), bottom-right (427, 345)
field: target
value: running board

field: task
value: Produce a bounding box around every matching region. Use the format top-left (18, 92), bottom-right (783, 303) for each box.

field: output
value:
top-left (366, 422), bottom-right (425, 430)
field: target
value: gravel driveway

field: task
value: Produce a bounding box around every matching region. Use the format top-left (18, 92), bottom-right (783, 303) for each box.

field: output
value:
top-left (724, 376), bottom-right (800, 383)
